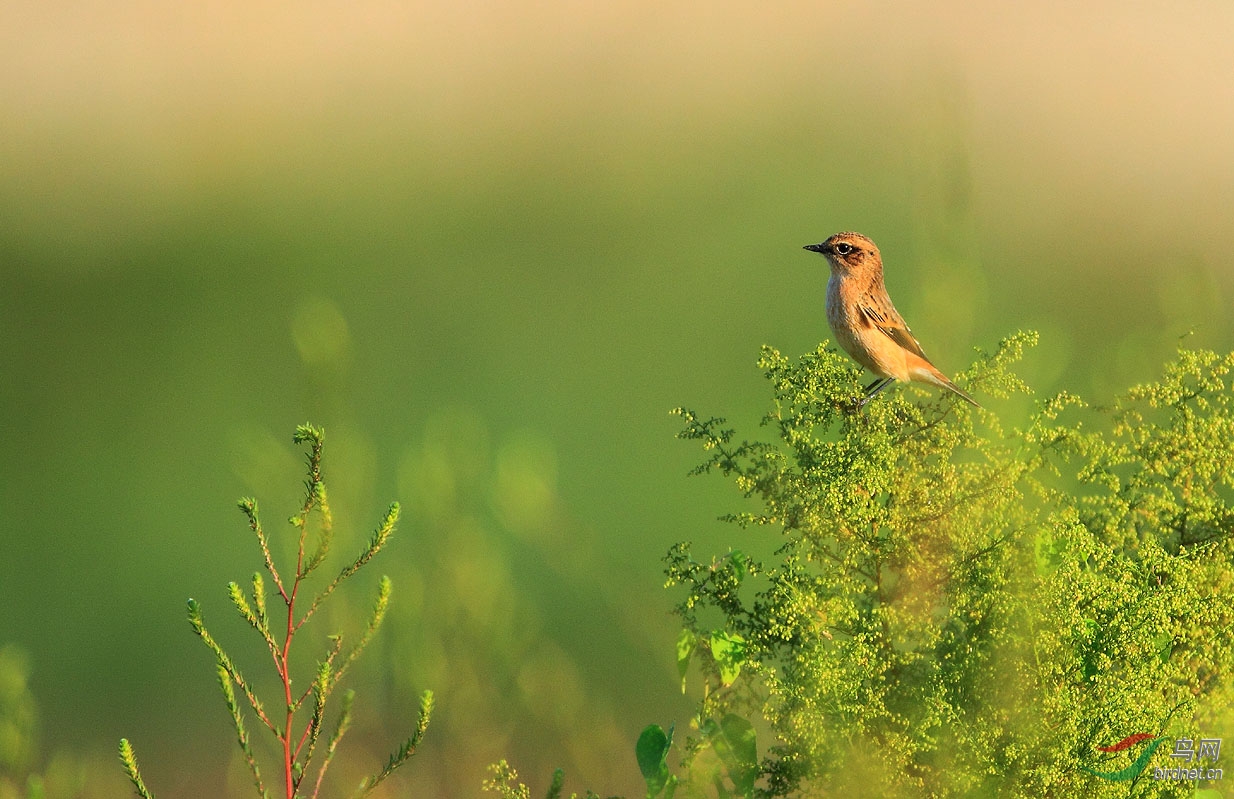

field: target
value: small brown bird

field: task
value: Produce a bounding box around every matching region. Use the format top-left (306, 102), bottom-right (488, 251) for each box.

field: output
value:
top-left (803, 232), bottom-right (980, 408)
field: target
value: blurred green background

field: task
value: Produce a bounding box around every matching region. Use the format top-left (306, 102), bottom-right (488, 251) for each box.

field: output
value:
top-left (2, 2), bottom-right (1233, 796)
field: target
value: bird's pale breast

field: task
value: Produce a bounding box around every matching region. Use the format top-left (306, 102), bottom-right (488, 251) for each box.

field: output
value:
top-left (825, 273), bottom-right (910, 381)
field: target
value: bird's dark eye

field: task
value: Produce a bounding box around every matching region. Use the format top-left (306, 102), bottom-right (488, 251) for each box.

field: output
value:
top-left (833, 242), bottom-right (853, 255)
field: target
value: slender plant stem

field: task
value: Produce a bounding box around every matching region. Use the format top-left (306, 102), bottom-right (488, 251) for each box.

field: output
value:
top-left (123, 426), bottom-right (426, 798)
top-left (283, 575), bottom-right (300, 799)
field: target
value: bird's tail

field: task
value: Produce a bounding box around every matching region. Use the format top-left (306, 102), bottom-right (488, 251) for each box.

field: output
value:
top-left (939, 377), bottom-right (981, 408)
top-left (912, 362), bottom-right (982, 408)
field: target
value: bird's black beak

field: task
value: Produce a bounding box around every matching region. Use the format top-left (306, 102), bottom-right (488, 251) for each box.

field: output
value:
top-left (803, 242), bottom-right (828, 254)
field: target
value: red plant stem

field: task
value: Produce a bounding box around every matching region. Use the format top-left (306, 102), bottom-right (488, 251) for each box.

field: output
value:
top-left (280, 486), bottom-right (315, 799)
top-left (295, 722), bottom-right (313, 761)
top-left (283, 514), bottom-right (313, 799)
top-left (283, 574), bottom-right (301, 799)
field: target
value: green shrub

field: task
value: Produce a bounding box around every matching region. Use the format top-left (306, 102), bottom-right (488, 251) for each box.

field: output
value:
top-left (665, 334), bottom-right (1234, 797)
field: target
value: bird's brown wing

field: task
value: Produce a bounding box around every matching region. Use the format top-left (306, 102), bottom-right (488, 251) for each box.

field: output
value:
top-left (857, 285), bottom-right (931, 361)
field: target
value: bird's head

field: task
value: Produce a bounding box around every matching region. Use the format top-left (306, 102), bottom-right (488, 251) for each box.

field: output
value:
top-left (803, 232), bottom-right (881, 275)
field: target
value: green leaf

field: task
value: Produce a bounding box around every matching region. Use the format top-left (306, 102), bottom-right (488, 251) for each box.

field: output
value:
top-left (713, 714), bottom-right (758, 797)
top-left (676, 629), bottom-right (695, 694)
top-left (636, 724), bottom-right (673, 798)
top-left (708, 631), bottom-right (746, 687)
top-left (728, 550), bottom-right (748, 582)
top-left (1153, 631), bottom-right (1174, 663)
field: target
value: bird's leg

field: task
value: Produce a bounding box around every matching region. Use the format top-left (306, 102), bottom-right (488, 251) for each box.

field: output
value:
top-left (858, 377), bottom-right (896, 410)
